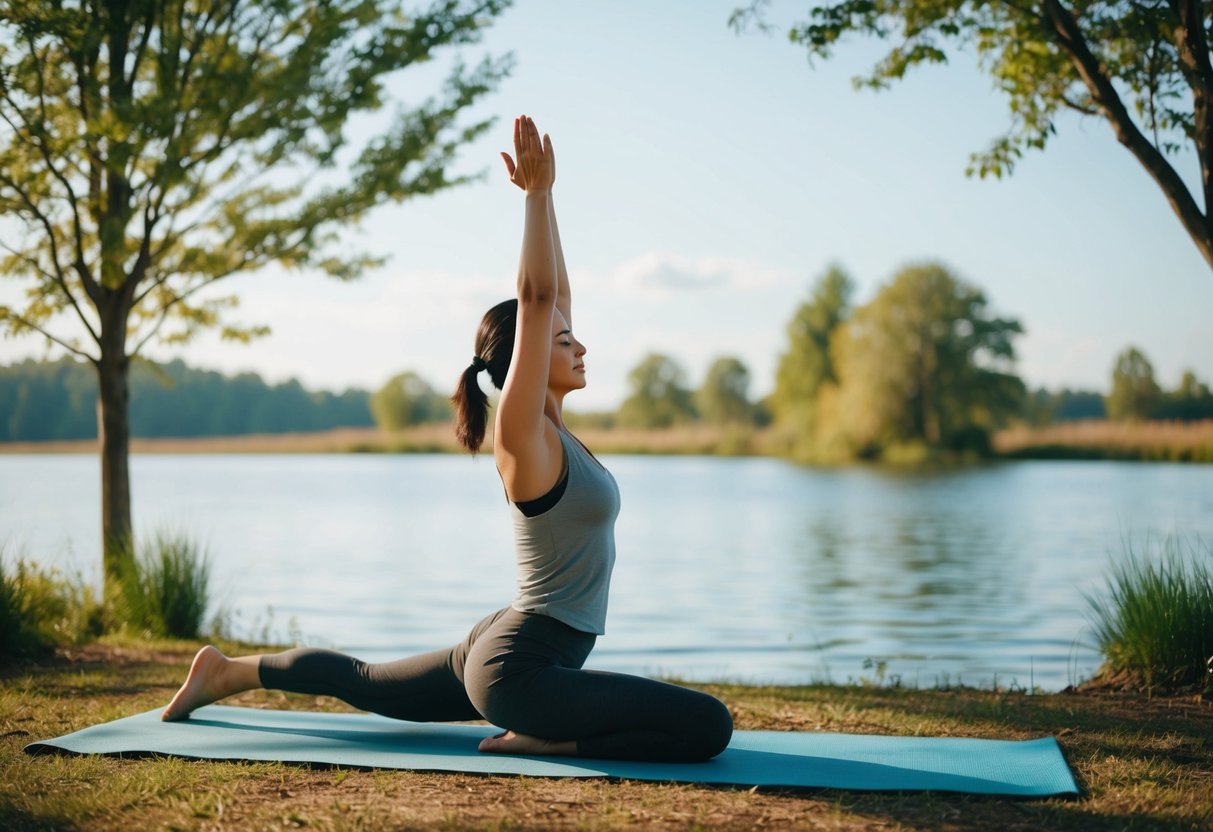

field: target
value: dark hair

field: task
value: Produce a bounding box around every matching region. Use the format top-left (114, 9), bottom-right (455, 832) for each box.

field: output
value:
top-left (452, 298), bottom-right (517, 453)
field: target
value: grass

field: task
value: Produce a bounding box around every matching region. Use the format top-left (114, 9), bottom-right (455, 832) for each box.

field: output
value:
top-left (1086, 535), bottom-right (1213, 692)
top-left (0, 553), bottom-right (103, 661)
top-left (114, 529), bottom-right (212, 641)
top-left (2, 640), bottom-right (1211, 830)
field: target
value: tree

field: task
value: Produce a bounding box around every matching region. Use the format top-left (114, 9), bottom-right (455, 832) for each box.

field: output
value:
top-left (696, 356), bottom-right (754, 425)
top-left (831, 262), bottom-right (1025, 455)
top-left (616, 353), bottom-right (697, 428)
top-left (371, 370), bottom-right (452, 430)
top-left (1159, 369), bottom-right (1213, 420)
top-left (731, 1), bottom-right (1213, 273)
top-left (0, 0), bottom-right (511, 588)
top-left (771, 264), bottom-right (853, 435)
top-left (1106, 346), bottom-right (1163, 421)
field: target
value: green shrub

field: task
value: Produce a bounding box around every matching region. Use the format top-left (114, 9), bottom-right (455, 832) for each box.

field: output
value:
top-left (1086, 534), bottom-right (1213, 690)
top-left (0, 552), bottom-right (103, 662)
top-left (116, 530), bottom-right (211, 639)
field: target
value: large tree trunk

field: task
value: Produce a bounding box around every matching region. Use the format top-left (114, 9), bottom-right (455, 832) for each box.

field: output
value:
top-left (96, 349), bottom-right (133, 591)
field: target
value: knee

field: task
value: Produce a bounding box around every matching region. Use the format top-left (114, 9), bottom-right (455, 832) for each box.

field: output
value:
top-left (694, 695), bottom-right (734, 760)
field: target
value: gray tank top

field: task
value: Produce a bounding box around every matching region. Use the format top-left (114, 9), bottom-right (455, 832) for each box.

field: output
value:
top-left (510, 429), bottom-right (621, 634)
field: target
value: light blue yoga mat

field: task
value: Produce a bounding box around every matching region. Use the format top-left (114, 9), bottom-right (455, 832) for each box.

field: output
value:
top-left (26, 704), bottom-right (1078, 796)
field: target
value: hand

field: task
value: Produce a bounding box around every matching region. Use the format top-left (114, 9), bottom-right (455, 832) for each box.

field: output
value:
top-left (500, 114), bottom-right (554, 193)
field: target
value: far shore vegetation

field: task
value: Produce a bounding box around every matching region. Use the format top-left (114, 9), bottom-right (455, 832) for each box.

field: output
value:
top-left (4, 419), bottom-right (1213, 463)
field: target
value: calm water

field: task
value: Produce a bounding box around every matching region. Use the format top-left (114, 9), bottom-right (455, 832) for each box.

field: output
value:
top-left (3, 453), bottom-right (1211, 690)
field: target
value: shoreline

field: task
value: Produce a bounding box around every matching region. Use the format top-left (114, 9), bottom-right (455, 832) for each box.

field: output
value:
top-left (3, 419), bottom-right (1212, 461)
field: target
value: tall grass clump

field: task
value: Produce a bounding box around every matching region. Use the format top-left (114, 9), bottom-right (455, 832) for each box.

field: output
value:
top-left (1086, 534), bottom-right (1213, 690)
top-left (116, 529), bottom-right (211, 640)
top-left (0, 548), bottom-right (103, 662)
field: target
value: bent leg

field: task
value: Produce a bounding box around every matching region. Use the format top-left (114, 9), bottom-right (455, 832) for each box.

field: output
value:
top-left (483, 666), bottom-right (732, 762)
top-left (465, 610), bottom-right (733, 762)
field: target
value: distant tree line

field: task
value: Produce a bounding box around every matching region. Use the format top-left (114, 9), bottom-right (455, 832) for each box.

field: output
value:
top-left (0, 359), bottom-right (372, 441)
top-left (5, 316), bottom-right (1208, 449)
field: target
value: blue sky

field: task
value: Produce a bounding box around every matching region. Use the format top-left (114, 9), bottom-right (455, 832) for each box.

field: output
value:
top-left (2, 0), bottom-right (1210, 411)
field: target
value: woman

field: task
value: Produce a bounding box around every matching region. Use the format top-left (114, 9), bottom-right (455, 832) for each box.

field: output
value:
top-left (162, 115), bottom-right (733, 762)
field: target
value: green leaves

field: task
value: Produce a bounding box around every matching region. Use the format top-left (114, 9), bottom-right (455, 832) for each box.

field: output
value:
top-left (773, 261), bottom-right (1024, 460)
top-left (0, 0), bottom-right (513, 359)
top-left (734, 0), bottom-right (1213, 266)
top-left (617, 353), bottom-right (698, 429)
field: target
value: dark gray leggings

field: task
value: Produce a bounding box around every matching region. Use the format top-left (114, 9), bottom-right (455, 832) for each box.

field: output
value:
top-left (258, 607), bottom-right (733, 762)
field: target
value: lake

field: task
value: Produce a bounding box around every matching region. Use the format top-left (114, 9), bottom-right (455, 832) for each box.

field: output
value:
top-left (2, 453), bottom-right (1210, 691)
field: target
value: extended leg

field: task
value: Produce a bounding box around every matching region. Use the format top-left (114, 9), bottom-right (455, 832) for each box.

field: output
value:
top-left (258, 645), bottom-right (480, 722)
top-left (162, 645), bottom-right (262, 721)
top-left (163, 608), bottom-right (510, 723)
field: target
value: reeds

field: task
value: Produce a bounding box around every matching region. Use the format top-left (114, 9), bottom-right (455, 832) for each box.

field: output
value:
top-left (1085, 534), bottom-right (1213, 690)
top-left (115, 529), bottom-right (212, 640)
top-left (995, 419), bottom-right (1213, 461)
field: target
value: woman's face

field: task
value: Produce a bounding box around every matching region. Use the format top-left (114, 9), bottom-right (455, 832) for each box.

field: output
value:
top-left (548, 308), bottom-right (587, 393)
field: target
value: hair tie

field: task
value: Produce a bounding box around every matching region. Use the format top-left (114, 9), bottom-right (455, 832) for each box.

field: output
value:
top-left (471, 356), bottom-right (488, 372)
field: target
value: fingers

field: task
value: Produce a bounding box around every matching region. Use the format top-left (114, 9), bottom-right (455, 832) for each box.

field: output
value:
top-left (500, 151), bottom-right (515, 176)
top-left (518, 114), bottom-right (539, 152)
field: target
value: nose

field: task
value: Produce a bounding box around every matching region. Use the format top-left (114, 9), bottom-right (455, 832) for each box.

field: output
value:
top-left (574, 339), bottom-right (586, 357)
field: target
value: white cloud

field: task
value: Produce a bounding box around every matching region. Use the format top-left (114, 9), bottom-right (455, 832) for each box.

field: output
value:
top-left (607, 251), bottom-right (793, 297)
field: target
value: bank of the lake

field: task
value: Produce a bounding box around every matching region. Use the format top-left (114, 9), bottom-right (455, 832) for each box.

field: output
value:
top-left (3, 419), bottom-right (1212, 461)
top-left (2, 640), bottom-right (1210, 831)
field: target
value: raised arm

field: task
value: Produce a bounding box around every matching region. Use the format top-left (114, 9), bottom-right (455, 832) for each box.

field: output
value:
top-left (549, 194), bottom-right (571, 328)
top-left (494, 115), bottom-right (560, 494)
top-left (503, 127), bottom-right (571, 327)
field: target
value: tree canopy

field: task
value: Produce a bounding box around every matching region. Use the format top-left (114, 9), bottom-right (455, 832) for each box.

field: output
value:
top-left (616, 353), bottom-right (697, 429)
top-left (770, 264), bottom-right (853, 435)
top-left (696, 356), bottom-right (755, 425)
top-left (833, 263), bottom-right (1025, 456)
top-left (770, 262), bottom-right (1025, 460)
top-left (370, 370), bottom-right (452, 430)
top-left (1106, 345), bottom-right (1164, 420)
top-left (731, 0), bottom-right (1213, 272)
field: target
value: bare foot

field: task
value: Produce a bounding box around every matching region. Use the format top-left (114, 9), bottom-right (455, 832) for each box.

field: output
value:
top-left (162, 645), bottom-right (229, 721)
top-left (477, 730), bottom-right (577, 756)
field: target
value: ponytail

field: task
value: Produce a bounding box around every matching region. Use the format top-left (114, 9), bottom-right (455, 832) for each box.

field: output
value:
top-left (452, 298), bottom-right (518, 454)
top-left (452, 362), bottom-right (490, 454)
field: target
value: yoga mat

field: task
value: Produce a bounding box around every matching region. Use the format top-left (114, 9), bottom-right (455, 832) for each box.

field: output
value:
top-left (26, 705), bottom-right (1078, 796)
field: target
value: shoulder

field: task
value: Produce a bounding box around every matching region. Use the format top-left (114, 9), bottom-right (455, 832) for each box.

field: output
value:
top-left (494, 416), bottom-right (565, 503)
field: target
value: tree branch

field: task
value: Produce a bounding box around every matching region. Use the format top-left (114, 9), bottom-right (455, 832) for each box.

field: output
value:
top-left (0, 309), bottom-right (97, 361)
top-left (1042, 0), bottom-right (1213, 266)
top-left (128, 272), bottom-right (240, 357)
top-left (1171, 0), bottom-right (1213, 221)
top-left (0, 168), bottom-right (72, 293)
top-left (0, 241), bottom-right (101, 346)
top-left (22, 33), bottom-right (100, 305)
